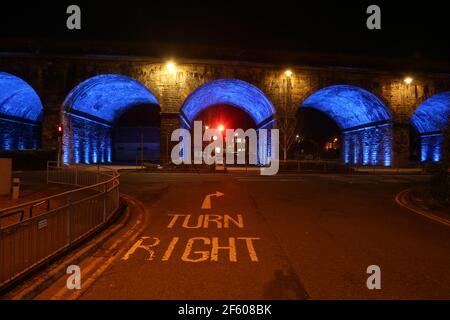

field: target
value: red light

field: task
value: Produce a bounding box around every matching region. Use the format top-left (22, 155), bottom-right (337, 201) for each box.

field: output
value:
top-left (56, 125), bottom-right (63, 137)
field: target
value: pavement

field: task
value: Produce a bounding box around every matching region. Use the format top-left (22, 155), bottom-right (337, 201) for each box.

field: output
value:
top-left (0, 171), bottom-right (76, 227)
top-left (14, 172), bottom-right (450, 300)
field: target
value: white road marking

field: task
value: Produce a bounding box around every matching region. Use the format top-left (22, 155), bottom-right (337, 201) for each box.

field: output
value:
top-left (201, 191), bottom-right (224, 209)
top-left (234, 177), bottom-right (304, 182)
top-left (395, 189), bottom-right (450, 227)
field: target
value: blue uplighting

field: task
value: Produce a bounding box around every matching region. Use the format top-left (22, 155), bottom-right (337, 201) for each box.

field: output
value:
top-left (0, 72), bottom-right (42, 150)
top-left (63, 115), bottom-right (113, 165)
top-left (63, 74), bottom-right (158, 123)
top-left (411, 92), bottom-right (449, 163)
top-left (302, 85), bottom-right (392, 129)
top-left (63, 74), bottom-right (159, 164)
top-left (420, 134), bottom-right (444, 163)
top-left (0, 72), bottom-right (43, 121)
top-left (303, 85), bottom-right (393, 166)
top-left (180, 79), bottom-right (276, 126)
top-left (411, 92), bottom-right (450, 134)
top-left (344, 126), bottom-right (393, 167)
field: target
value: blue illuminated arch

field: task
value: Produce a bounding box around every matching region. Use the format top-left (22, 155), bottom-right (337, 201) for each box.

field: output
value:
top-left (410, 92), bottom-right (450, 163)
top-left (180, 79), bottom-right (276, 126)
top-left (301, 85), bottom-right (392, 129)
top-left (301, 85), bottom-right (393, 167)
top-left (62, 74), bottom-right (159, 164)
top-left (63, 74), bottom-right (159, 123)
top-left (411, 92), bottom-right (450, 134)
top-left (0, 72), bottom-right (43, 121)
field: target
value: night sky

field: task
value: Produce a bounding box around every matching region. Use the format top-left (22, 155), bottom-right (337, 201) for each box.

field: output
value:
top-left (1, 1), bottom-right (449, 63)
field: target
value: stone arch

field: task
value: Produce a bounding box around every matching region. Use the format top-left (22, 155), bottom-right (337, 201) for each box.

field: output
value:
top-left (300, 85), bottom-right (394, 166)
top-left (62, 74), bottom-right (160, 164)
top-left (0, 72), bottom-right (43, 150)
top-left (410, 92), bottom-right (450, 162)
top-left (178, 78), bottom-right (277, 164)
top-left (179, 78), bottom-right (276, 128)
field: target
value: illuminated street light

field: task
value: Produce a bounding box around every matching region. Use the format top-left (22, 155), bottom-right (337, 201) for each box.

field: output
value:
top-left (218, 124), bottom-right (225, 132)
top-left (205, 125), bottom-right (209, 130)
top-left (213, 136), bottom-right (217, 141)
top-left (166, 61), bottom-right (176, 74)
top-left (404, 77), bottom-right (413, 85)
top-left (285, 69), bottom-right (293, 77)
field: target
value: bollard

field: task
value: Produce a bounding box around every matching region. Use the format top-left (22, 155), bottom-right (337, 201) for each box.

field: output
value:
top-left (12, 178), bottom-right (20, 200)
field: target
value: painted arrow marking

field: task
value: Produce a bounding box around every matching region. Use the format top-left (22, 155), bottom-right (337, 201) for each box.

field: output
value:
top-left (201, 191), bottom-right (224, 209)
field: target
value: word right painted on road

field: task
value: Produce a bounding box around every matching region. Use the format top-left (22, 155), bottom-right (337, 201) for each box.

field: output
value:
top-left (122, 213), bottom-right (261, 262)
top-left (122, 236), bottom-right (260, 262)
top-left (122, 192), bottom-right (262, 263)
top-left (167, 214), bottom-right (244, 229)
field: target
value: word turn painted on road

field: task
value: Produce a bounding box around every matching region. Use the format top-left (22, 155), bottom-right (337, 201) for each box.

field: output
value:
top-left (122, 192), bottom-right (261, 263)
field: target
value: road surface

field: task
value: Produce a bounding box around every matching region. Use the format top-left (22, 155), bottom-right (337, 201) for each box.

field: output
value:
top-left (34, 173), bottom-right (450, 300)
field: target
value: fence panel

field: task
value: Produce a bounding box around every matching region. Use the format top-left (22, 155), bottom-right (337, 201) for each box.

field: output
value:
top-left (0, 163), bottom-right (120, 289)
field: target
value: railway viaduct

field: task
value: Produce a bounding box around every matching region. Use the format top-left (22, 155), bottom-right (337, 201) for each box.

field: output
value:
top-left (0, 52), bottom-right (449, 166)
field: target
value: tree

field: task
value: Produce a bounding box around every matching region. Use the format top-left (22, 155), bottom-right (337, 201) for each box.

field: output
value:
top-left (278, 77), bottom-right (299, 161)
top-left (278, 106), bottom-right (298, 161)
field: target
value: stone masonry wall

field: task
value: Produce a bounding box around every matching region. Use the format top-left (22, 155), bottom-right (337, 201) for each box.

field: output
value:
top-left (1, 54), bottom-right (449, 164)
top-left (343, 124), bottom-right (393, 167)
top-left (0, 118), bottom-right (40, 150)
top-left (62, 115), bottom-right (112, 164)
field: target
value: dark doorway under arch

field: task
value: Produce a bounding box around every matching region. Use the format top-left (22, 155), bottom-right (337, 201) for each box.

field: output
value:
top-left (113, 104), bottom-right (161, 163)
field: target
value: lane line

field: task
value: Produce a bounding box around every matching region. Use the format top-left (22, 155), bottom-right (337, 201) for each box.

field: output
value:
top-left (395, 189), bottom-right (450, 227)
top-left (49, 194), bottom-right (151, 300)
top-left (201, 191), bottom-right (224, 209)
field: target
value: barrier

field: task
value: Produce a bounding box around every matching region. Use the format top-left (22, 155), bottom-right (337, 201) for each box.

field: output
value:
top-left (0, 162), bottom-right (120, 289)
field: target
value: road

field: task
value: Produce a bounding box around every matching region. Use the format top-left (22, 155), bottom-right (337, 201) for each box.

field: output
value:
top-left (34, 172), bottom-right (450, 300)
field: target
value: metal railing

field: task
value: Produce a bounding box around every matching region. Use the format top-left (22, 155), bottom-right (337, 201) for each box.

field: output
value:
top-left (0, 162), bottom-right (120, 290)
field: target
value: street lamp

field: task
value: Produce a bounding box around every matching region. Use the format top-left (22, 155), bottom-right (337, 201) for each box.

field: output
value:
top-left (166, 61), bottom-right (176, 74)
top-left (218, 124), bottom-right (225, 132)
top-left (285, 69), bottom-right (293, 77)
top-left (404, 77), bottom-right (413, 85)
